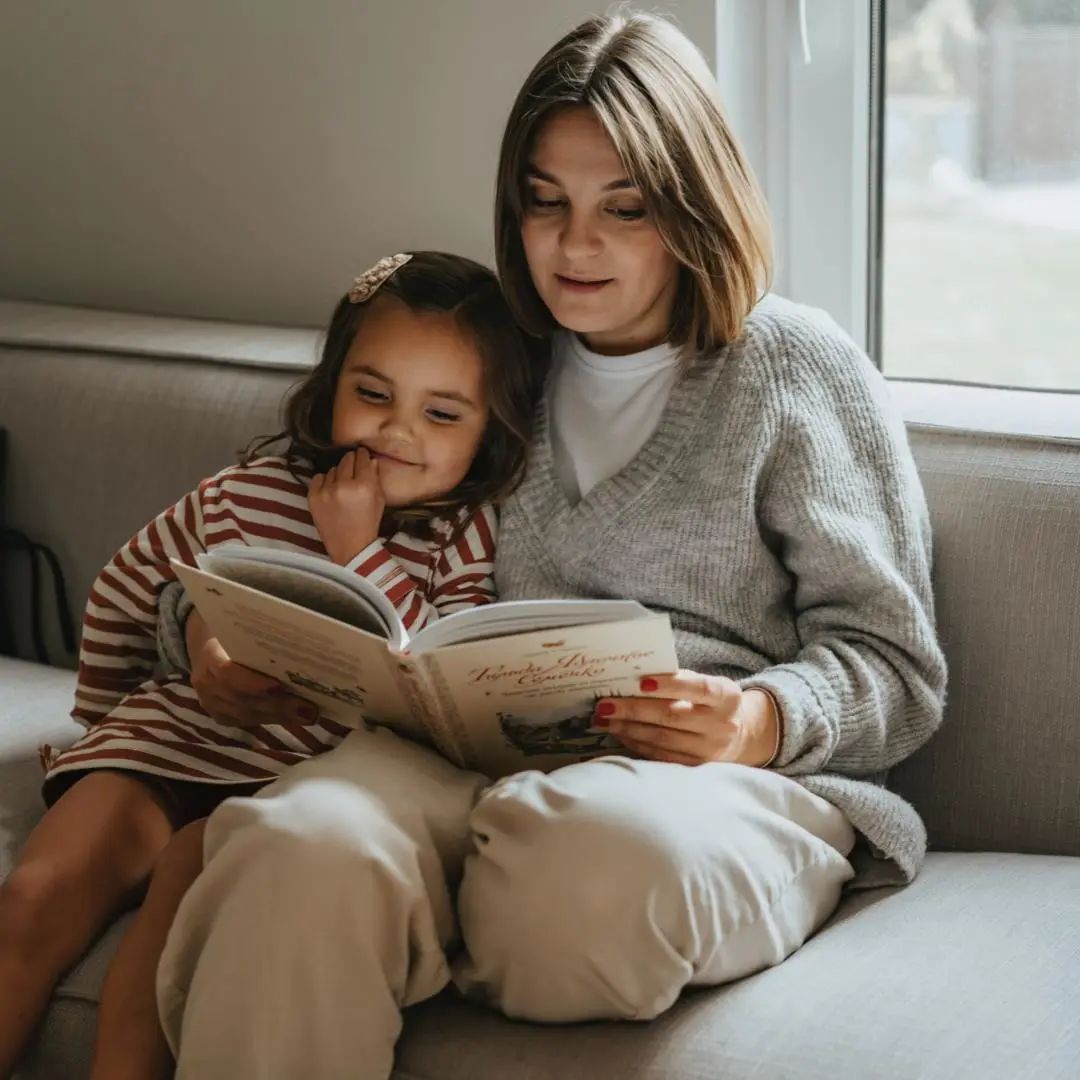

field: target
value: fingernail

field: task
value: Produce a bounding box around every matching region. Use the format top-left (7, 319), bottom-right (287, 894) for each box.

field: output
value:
top-left (595, 702), bottom-right (616, 717)
top-left (640, 677), bottom-right (658, 692)
top-left (593, 716), bottom-right (610, 728)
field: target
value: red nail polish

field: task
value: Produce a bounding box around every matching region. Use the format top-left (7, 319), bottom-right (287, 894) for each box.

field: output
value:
top-left (640, 677), bottom-right (658, 692)
top-left (595, 701), bottom-right (616, 717)
top-left (593, 716), bottom-right (610, 728)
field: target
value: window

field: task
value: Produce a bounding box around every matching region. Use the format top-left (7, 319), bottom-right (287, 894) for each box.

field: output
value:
top-left (882, 0), bottom-right (1080, 391)
top-left (716, 0), bottom-right (1080, 394)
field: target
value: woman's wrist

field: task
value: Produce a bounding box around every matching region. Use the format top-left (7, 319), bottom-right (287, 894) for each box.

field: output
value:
top-left (739, 687), bottom-right (783, 768)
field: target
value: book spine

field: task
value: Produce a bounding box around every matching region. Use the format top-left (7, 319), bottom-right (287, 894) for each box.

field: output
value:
top-left (390, 653), bottom-right (468, 767)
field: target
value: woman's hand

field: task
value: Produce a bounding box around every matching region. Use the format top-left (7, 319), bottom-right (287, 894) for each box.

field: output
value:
top-left (186, 610), bottom-right (320, 727)
top-left (308, 448), bottom-right (386, 566)
top-left (593, 671), bottom-right (780, 767)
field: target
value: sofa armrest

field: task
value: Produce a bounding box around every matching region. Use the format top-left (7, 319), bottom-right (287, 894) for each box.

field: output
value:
top-left (0, 658), bottom-right (82, 881)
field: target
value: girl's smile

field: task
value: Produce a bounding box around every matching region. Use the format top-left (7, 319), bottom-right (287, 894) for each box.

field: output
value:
top-left (360, 445), bottom-right (422, 468)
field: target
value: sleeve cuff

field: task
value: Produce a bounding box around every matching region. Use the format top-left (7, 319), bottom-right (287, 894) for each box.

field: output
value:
top-left (739, 664), bottom-right (839, 774)
top-left (157, 581), bottom-right (195, 675)
top-left (343, 539), bottom-right (388, 575)
top-left (344, 540), bottom-right (411, 593)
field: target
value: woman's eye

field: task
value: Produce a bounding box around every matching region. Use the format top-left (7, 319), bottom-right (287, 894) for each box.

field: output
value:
top-left (527, 191), bottom-right (565, 212)
top-left (608, 206), bottom-right (646, 221)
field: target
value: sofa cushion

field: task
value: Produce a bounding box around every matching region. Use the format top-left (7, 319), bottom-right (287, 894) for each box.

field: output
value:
top-left (0, 299), bottom-right (318, 371)
top-left (895, 428), bottom-right (1080, 858)
top-left (0, 657), bottom-right (80, 881)
top-left (14, 853), bottom-right (1079, 1080)
top-left (12, 915), bottom-right (133, 1080)
top-left (396, 852), bottom-right (1080, 1080)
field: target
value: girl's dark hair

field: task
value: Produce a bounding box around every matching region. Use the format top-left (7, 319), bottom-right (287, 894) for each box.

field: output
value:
top-left (244, 251), bottom-right (543, 539)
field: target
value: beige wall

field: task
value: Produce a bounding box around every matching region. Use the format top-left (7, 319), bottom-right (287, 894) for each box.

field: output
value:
top-left (0, 2), bottom-right (714, 327)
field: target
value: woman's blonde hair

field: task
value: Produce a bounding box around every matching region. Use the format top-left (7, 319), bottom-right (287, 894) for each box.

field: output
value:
top-left (495, 8), bottom-right (773, 356)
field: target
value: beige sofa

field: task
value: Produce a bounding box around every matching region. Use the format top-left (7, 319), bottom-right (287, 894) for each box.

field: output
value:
top-left (3, 299), bottom-right (1078, 1080)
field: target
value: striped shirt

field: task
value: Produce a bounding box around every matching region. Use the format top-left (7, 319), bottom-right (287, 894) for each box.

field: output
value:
top-left (41, 455), bottom-right (497, 788)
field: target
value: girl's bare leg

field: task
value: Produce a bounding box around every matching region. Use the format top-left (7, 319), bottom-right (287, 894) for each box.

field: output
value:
top-left (0, 772), bottom-right (174, 1079)
top-left (90, 818), bottom-right (207, 1080)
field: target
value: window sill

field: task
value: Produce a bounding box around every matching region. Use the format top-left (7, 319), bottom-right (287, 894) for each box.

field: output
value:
top-left (890, 378), bottom-right (1080, 444)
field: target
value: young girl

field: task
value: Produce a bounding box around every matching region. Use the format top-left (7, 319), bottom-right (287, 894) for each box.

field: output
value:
top-left (155, 12), bottom-right (946, 1079)
top-left (0, 251), bottom-right (539, 1080)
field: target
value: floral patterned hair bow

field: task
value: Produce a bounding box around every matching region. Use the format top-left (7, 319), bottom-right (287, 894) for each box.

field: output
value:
top-left (348, 253), bottom-right (413, 304)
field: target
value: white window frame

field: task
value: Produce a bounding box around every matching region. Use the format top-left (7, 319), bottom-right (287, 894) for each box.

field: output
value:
top-left (716, 0), bottom-right (873, 353)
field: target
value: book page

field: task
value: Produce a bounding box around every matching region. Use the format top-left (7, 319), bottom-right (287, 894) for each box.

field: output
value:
top-left (410, 598), bottom-right (650, 652)
top-left (419, 613), bottom-right (679, 778)
top-left (172, 561), bottom-right (429, 744)
top-left (200, 556), bottom-right (389, 639)
top-left (198, 545), bottom-right (405, 648)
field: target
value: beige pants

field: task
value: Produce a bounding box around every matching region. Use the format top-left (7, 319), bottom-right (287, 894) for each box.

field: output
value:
top-left (157, 726), bottom-right (856, 1080)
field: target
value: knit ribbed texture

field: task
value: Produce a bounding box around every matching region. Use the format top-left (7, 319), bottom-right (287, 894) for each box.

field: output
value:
top-left (495, 295), bottom-right (948, 886)
top-left (157, 581), bottom-right (195, 675)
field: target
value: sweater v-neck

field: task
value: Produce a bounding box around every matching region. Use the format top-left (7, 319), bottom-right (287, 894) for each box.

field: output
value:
top-left (514, 345), bottom-right (726, 542)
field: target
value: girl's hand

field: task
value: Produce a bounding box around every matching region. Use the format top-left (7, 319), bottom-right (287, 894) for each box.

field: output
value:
top-left (187, 611), bottom-right (320, 728)
top-left (593, 671), bottom-right (780, 767)
top-left (308, 448), bottom-right (386, 566)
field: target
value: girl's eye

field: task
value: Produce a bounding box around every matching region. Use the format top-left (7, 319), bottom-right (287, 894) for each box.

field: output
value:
top-left (427, 408), bottom-right (461, 424)
top-left (356, 387), bottom-right (389, 402)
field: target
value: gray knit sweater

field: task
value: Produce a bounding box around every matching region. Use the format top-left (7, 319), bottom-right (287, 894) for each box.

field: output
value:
top-left (494, 294), bottom-right (947, 888)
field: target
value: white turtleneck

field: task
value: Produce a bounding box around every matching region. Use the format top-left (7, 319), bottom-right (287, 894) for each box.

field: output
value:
top-left (549, 330), bottom-right (682, 503)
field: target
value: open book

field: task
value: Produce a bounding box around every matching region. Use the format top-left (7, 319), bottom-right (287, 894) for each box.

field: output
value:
top-left (170, 545), bottom-right (679, 778)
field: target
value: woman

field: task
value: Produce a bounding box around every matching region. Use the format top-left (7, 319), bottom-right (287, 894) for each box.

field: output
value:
top-left (149, 12), bottom-right (946, 1078)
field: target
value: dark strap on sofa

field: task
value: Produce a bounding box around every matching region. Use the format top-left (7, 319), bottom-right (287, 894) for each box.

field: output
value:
top-left (0, 426), bottom-right (13, 657)
top-left (0, 427), bottom-right (77, 664)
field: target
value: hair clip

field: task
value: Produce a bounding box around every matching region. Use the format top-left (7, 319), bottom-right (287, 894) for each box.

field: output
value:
top-left (348, 253), bottom-right (413, 304)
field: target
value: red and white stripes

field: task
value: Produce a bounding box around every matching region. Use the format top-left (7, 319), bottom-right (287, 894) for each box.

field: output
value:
top-left (44, 455), bottom-right (497, 788)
